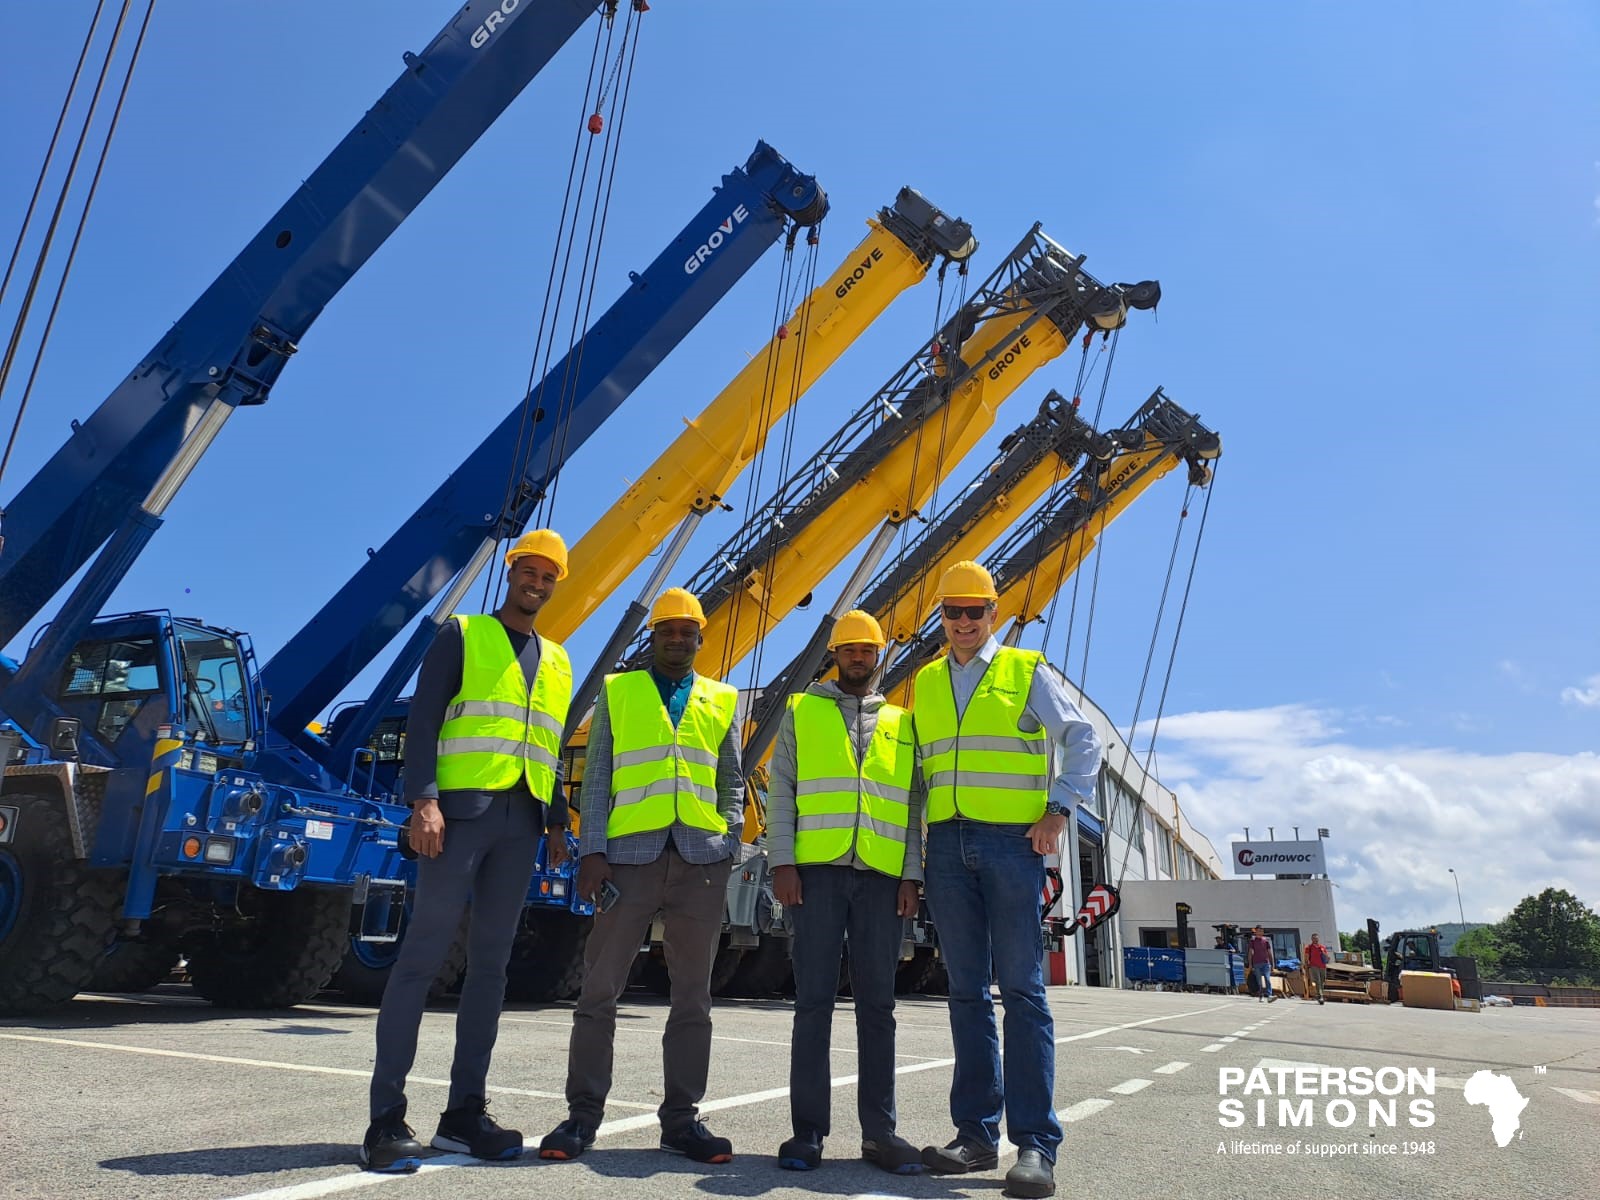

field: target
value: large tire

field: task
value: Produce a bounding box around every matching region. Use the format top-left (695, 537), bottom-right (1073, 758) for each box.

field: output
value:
top-left (895, 946), bottom-right (939, 996)
top-left (505, 910), bottom-right (592, 1003)
top-left (0, 793), bottom-right (124, 1015)
top-left (89, 935), bottom-right (179, 994)
top-left (725, 933), bottom-right (793, 997)
top-left (634, 946), bottom-right (671, 995)
top-left (330, 911), bottom-right (469, 1006)
top-left (709, 937), bottom-right (745, 996)
top-left (185, 887), bottom-right (351, 1009)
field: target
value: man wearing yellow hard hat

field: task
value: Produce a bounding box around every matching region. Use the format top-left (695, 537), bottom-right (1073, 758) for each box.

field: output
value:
top-left (363, 529), bottom-right (573, 1173)
top-left (766, 610), bottom-right (925, 1176)
top-left (912, 561), bottom-right (1101, 1199)
top-left (540, 587), bottom-right (744, 1166)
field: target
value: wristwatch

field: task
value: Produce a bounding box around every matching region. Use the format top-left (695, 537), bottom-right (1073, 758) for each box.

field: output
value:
top-left (1043, 799), bottom-right (1069, 818)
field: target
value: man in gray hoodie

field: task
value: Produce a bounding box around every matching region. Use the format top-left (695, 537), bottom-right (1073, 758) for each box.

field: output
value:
top-left (767, 610), bottom-right (925, 1176)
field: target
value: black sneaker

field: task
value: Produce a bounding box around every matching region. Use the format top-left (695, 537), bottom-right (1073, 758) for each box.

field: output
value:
top-left (431, 1098), bottom-right (523, 1161)
top-left (922, 1136), bottom-right (999, 1174)
top-left (661, 1120), bottom-right (733, 1163)
top-left (538, 1118), bottom-right (597, 1161)
top-left (777, 1131), bottom-right (822, 1171)
top-left (359, 1115), bottom-right (425, 1173)
top-left (862, 1133), bottom-right (923, 1175)
top-left (1004, 1148), bottom-right (1056, 1198)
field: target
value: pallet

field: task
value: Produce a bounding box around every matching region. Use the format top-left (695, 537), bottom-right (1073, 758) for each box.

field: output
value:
top-left (1322, 990), bottom-right (1371, 1004)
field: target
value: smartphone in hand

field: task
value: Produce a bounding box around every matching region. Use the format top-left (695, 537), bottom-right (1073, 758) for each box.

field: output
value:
top-left (597, 879), bottom-right (622, 914)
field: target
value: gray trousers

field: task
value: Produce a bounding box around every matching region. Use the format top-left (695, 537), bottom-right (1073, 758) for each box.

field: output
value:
top-left (370, 792), bottom-right (542, 1120)
top-left (564, 846), bottom-right (732, 1131)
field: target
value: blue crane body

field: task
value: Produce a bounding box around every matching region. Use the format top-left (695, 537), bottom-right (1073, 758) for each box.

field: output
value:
top-left (0, 5), bottom-right (829, 1014)
top-left (0, 138), bottom-right (826, 1013)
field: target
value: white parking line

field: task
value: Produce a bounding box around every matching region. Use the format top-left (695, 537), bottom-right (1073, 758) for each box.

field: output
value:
top-left (1218, 1036), bottom-right (1239, 1043)
top-left (220, 1003), bottom-right (1230, 1200)
top-left (1554, 1088), bottom-right (1600, 1104)
top-left (1200, 1043), bottom-right (1225, 1052)
top-left (0, 1033), bottom-right (657, 1110)
top-left (1108, 1078), bottom-right (1152, 1095)
top-left (1230, 1030), bottom-right (1251, 1037)
top-left (1153, 1061), bottom-right (1190, 1074)
top-left (1060, 1098), bottom-right (1115, 1122)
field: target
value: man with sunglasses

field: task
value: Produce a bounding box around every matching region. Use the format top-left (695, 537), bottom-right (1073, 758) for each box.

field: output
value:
top-left (913, 561), bottom-right (1102, 1200)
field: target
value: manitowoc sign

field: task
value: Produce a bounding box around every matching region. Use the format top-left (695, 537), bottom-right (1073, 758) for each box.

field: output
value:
top-left (1231, 839), bottom-right (1327, 876)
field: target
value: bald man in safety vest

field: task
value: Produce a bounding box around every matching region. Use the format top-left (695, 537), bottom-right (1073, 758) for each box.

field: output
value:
top-left (362, 529), bottom-right (573, 1173)
top-left (540, 588), bottom-right (745, 1166)
top-left (913, 561), bottom-right (1102, 1200)
top-left (767, 610), bottom-right (925, 1176)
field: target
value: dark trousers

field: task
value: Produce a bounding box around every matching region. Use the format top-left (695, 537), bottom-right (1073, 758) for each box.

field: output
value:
top-left (564, 846), bottom-right (733, 1131)
top-left (788, 866), bottom-right (902, 1142)
top-left (370, 792), bottom-right (541, 1120)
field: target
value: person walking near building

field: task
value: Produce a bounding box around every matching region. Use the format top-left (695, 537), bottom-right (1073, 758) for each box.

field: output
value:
top-left (1304, 933), bottom-right (1330, 1004)
top-left (1249, 927), bottom-right (1276, 1003)
top-left (539, 588), bottom-right (744, 1166)
top-left (361, 530), bottom-right (574, 1173)
top-left (766, 611), bottom-right (925, 1176)
top-left (912, 562), bottom-right (1102, 1200)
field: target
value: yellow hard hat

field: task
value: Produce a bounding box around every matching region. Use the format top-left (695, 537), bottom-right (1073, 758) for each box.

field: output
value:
top-left (648, 586), bottom-right (705, 628)
top-left (936, 559), bottom-right (998, 601)
top-left (504, 528), bottom-right (569, 579)
top-left (827, 609), bottom-right (885, 651)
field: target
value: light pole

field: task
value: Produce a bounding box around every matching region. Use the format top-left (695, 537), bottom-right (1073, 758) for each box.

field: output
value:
top-left (1447, 867), bottom-right (1466, 928)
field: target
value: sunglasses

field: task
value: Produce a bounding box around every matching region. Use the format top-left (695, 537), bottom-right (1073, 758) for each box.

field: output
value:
top-left (941, 604), bottom-right (990, 621)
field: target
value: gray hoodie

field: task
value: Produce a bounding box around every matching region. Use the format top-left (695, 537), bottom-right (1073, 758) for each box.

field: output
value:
top-left (764, 679), bottom-right (924, 882)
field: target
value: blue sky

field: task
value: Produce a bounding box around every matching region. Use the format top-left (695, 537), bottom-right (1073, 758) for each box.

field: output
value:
top-left (1, 2), bottom-right (1596, 929)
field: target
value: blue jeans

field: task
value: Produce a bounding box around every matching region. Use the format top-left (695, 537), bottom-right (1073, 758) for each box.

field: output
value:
top-left (1252, 963), bottom-right (1273, 997)
top-left (924, 821), bottom-right (1060, 1162)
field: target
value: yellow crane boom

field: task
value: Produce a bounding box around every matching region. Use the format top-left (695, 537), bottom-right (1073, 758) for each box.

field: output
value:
top-left (538, 189), bottom-right (975, 641)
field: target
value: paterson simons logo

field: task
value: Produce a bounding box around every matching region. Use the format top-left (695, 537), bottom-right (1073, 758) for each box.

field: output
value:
top-left (1218, 1065), bottom-right (1437, 1130)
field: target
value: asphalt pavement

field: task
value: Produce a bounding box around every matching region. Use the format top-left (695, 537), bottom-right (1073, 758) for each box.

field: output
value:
top-left (1, 983), bottom-right (1595, 1200)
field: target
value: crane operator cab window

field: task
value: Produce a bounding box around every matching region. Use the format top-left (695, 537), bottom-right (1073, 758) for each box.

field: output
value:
top-left (174, 625), bottom-right (251, 747)
top-left (59, 637), bottom-right (162, 746)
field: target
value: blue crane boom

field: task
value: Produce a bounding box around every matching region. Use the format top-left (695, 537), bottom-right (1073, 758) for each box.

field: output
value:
top-left (0, 0), bottom-right (602, 648)
top-left (260, 141), bottom-right (828, 762)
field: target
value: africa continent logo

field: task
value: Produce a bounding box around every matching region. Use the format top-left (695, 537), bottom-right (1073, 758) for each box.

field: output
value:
top-left (1463, 1070), bottom-right (1528, 1147)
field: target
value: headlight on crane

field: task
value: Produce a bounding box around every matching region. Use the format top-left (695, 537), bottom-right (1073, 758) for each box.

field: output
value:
top-left (203, 836), bottom-right (236, 865)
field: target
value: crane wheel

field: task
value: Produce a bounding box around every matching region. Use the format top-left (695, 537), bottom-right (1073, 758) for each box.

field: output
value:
top-left (185, 887), bottom-right (350, 1008)
top-left (506, 911), bottom-right (592, 1002)
top-left (0, 793), bottom-right (123, 1015)
top-left (89, 935), bottom-right (180, 995)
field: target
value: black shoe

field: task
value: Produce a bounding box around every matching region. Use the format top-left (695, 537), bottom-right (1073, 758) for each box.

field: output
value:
top-left (661, 1120), bottom-right (733, 1163)
top-left (862, 1133), bottom-right (923, 1175)
top-left (538, 1118), bottom-right (597, 1161)
top-left (431, 1098), bottom-right (523, 1161)
top-left (777, 1131), bottom-right (822, 1171)
top-left (922, 1137), bottom-right (999, 1174)
top-left (1004, 1149), bottom-right (1056, 1198)
top-left (359, 1115), bottom-right (425, 1174)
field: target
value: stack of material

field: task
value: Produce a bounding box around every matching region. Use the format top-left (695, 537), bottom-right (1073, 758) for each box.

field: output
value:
top-left (1321, 958), bottom-right (1382, 1004)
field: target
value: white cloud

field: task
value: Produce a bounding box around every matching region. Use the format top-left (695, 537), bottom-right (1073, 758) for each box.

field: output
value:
top-left (1147, 704), bottom-right (1600, 933)
top-left (1560, 674), bottom-right (1600, 708)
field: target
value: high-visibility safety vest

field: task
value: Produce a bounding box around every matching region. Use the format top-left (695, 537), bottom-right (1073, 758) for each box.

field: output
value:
top-left (604, 670), bottom-right (737, 839)
top-left (914, 646), bottom-right (1050, 824)
top-left (435, 615), bottom-right (572, 800)
top-left (790, 693), bottom-right (915, 877)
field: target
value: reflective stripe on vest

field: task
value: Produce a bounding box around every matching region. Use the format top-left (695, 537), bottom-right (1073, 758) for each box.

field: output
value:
top-left (790, 693), bottom-right (914, 877)
top-left (436, 615), bottom-right (572, 800)
top-left (605, 670), bottom-right (736, 839)
top-left (913, 646), bottom-right (1049, 824)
